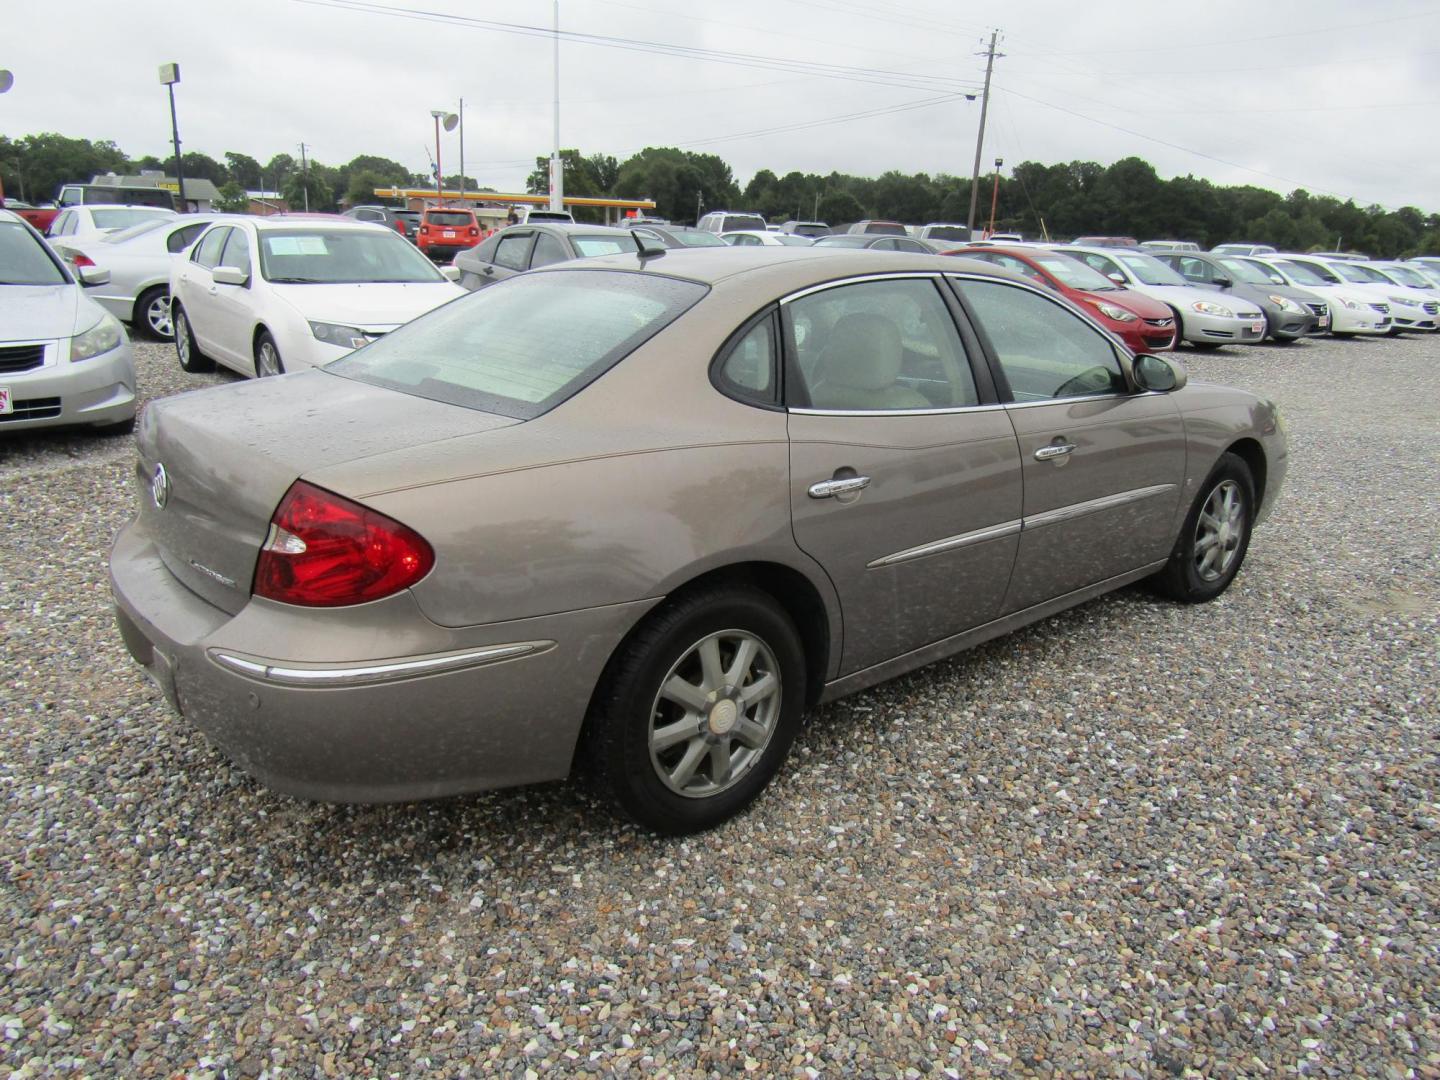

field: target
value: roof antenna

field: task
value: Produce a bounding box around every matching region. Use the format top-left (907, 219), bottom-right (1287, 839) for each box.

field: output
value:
top-left (632, 227), bottom-right (667, 264)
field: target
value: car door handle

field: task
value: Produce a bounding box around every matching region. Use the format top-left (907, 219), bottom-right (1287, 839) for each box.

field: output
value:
top-left (808, 476), bottom-right (871, 499)
top-left (1034, 442), bottom-right (1076, 461)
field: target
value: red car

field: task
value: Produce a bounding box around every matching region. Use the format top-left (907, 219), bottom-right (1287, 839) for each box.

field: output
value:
top-left (416, 208), bottom-right (482, 261)
top-left (947, 246), bottom-right (1177, 352)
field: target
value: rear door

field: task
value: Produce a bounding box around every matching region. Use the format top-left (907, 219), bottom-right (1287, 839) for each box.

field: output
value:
top-left (949, 275), bottom-right (1186, 612)
top-left (784, 274), bottom-right (1023, 675)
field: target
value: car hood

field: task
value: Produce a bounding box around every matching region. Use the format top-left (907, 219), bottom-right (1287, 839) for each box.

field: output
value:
top-left (269, 281), bottom-right (465, 328)
top-left (1077, 286), bottom-right (1172, 319)
top-left (133, 369), bottom-right (518, 614)
top-left (0, 283), bottom-right (87, 341)
top-left (1130, 281), bottom-right (1263, 315)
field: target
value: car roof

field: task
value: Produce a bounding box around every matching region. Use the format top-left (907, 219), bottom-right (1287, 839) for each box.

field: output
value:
top-left (0, 208), bottom-right (22, 224)
top-left (249, 214), bottom-right (393, 231)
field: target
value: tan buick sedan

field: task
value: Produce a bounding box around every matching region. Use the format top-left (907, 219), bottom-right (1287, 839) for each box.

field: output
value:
top-left (110, 248), bottom-right (1287, 833)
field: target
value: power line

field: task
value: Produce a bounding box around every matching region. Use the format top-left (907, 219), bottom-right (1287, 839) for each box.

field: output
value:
top-left (292, 0), bottom-right (984, 95)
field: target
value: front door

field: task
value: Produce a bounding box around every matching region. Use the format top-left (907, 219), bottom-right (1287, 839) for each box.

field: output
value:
top-left (174, 225), bottom-right (232, 358)
top-left (949, 276), bottom-right (1186, 612)
top-left (784, 276), bottom-right (1024, 675)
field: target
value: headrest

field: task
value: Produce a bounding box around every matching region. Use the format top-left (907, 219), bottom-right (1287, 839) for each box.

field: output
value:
top-left (819, 313), bottom-right (903, 391)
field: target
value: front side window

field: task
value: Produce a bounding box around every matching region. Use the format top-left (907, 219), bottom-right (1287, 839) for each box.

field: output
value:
top-left (786, 278), bottom-right (978, 411)
top-left (330, 270), bottom-right (708, 419)
top-left (955, 278), bottom-right (1126, 402)
top-left (1176, 256), bottom-right (1216, 283)
top-left (1278, 259), bottom-right (1339, 285)
top-left (1114, 253), bottom-right (1187, 286)
top-left (1071, 250), bottom-right (1124, 281)
top-left (193, 226), bottom-right (230, 269)
top-left (258, 229), bottom-right (444, 283)
top-left (220, 228), bottom-right (252, 276)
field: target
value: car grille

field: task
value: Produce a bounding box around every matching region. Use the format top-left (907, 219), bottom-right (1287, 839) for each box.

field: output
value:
top-left (1424, 302), bottom-right (1439, 315)
top-left (1370, 303), bottom-right (1390, 315)
top-left (0, 344), bottom-right (47, 374)
top-left (1143, 317), bottom-right (1174, 327)
top-left (0, 396), bottom-right (62, 422)
top-left (1306, 302), bottom-right (1328, 319)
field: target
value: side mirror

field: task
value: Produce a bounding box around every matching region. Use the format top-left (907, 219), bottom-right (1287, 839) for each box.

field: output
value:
top-left (1107, 272), bottom-right (1125, 285)
top-left (78, 265), bottom-right (110, 286)
top-left (1132, 353), bottom-right (1187, 393)
top-left (440, 264), bottom-right (461, 282)
top-left (212, 265), bottom-right (249, 287)
top-left (1213, 275), bottom-right (1233, 288)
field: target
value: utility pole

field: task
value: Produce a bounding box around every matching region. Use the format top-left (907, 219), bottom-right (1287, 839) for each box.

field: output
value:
top-left (988, 157), bottom-right (1003, 237)
top-left (966, 30), bottom-right (1003, 236)
top-left (298, 142), bottom-right (310, 212)
top-left (458, 97), bottom-right (465, 203)
top-left (549, 0), bottom-right (564, 212)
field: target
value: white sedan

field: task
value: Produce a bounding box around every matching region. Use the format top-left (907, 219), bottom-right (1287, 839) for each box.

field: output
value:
top-left (46, 205), bottom-right (177, 244)
top-left (721, 230), bottom-right (816, 248)
top-left (170, 217), bottom-right (466, 378)
top-left (1237, 256), bottom-right (1390, 335)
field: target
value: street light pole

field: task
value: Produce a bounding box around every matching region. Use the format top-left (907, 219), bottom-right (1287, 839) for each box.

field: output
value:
top-left (549, 0), bottom-right (564, 212)
top-left (458, 97), bottom-right (465, 203)
top-left (0, 71), bottom-right (12, 203)
top-left (987, 157), bottom-right (1003, 238)
top-left (158, 64), bottom-right (186, 212)
top-left (431, 110), bottom-right (445, 207)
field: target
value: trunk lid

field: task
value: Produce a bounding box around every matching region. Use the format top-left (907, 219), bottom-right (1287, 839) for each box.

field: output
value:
top-left (134, 369), bottom-right (518, 613)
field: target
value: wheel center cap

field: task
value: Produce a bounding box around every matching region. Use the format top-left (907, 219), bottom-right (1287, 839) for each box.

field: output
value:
top-left (708, 699), bottom-right (738, 736)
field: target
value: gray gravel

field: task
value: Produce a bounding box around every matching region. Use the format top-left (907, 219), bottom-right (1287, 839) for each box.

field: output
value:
top-left (1, 333), bottom-right (1436, 1078)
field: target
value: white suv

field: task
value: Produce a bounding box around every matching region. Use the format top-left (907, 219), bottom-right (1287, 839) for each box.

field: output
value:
top-left (697, 211), bottom-right (768, 235)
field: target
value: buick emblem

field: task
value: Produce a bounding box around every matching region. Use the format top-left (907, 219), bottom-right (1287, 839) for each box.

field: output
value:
top-left (151, 463), bottom-right (171, 509)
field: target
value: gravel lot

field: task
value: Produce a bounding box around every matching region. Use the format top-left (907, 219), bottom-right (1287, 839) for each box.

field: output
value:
top-left (1, 332), bottom-right (1435, 1078)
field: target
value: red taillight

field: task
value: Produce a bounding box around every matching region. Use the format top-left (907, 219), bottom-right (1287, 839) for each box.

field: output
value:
top-left (71, 252), bottom-right (96, 268)
top-left (253, 481), bottom-right (434, 607)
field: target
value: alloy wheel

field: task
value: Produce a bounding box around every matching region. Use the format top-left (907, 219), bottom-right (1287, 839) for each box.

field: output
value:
top-left (257, 341), bottom-right (282, 377)
top-left (146, 294), bottom-right (173, 339)
top-left (647, 629), bottom-right (782, 798)
top-left (1193, 479), bottom-right (1245, 582)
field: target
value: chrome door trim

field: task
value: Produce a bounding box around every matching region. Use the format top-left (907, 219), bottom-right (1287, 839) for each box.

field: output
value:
top-left (1022, 484), bottom-right (1177, 530)
top-left (208, 641), bottom-right (553, 687)
top-left (779, 271), bottom-right (944, 306)
top-left (1005, 392), bottom-right (1128, 410)
top-left (867, 519), bottom-right (1023, 569)
top-left (789, 403), bottom-right (1008, 418)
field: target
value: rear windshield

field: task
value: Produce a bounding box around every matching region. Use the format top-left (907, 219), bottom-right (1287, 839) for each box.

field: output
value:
top-left (84, 187), bottom-right (175, 209)
top-left (426, 211), bottom-right (474, 226)
top-left (258, 228), bottom-right (444, 283)
top-left (775, 234), bottom-right (813, 246)
top-left (723, 216), bottom-right (766, 232)
top-left (813, 235), bottom-right (874, 248)
top-left (329, 270), bottom-right (707, 419)
top-left (572, 234), bottom-right (640, 257)
top-left (860, 222), bottom-right (907, 235)
top-left (90, 207), bottom-right (175, 230)
top-left (925, 226), bottom-right (969, 241)
top-left (0, 220), bottom-right (69, 285)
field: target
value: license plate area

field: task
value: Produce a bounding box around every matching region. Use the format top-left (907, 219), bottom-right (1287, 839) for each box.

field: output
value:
top-left (0, 387), bottom-right (11, 415)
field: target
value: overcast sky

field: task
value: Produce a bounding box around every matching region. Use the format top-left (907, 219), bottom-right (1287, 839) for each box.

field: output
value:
top-left (6, 0), bottom-right (1440, 211)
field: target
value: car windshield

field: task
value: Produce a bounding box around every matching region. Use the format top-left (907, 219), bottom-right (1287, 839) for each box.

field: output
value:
top-left (1032, 254), bottom-right (1117, 291)
top-left (1216, 257), bottom-right (1273, 285)
top-left (1114, 252), bottom-right (1187, 286)
top-left (103, 219), bottom-right (176, 244)
top-left (258, 228), bottom-right (445, 283)
top-left (90, 207), bottom-right (174, 231)
top-left (672, 230), bottom-right (725, 247)
top-left (1384, 265), bottom-right (1430, 287)
top-left (571, 235), bottom-right (640, 257)
top-left (329, 270), bottom-right (707, 419)
top-left (426, 212), bottom-right (473, 227)
top-left (813, 235), bottom-right (873, 247)
top-left (0, 220), bottom-right (69, 285)
top-left (1333, 263), bottom-right (1386, 284)
top-left (1275, 260), bottom-right (1336, 286)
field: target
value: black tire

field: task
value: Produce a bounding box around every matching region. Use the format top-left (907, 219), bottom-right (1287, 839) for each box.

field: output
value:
top-left (585, 585), bottom-right (807, 834)
top-left (1148, 452), bottom-right (1256, 603)
top-left (254, 330), bottom-right (285, 378)
top-left (173, 304), bottom-right (214, 373)
top-left (135, 286), bottom-right (174, 341)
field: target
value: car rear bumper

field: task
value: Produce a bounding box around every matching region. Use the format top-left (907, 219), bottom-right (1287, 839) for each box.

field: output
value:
top-left (109, 516), bottom-right (656, 803)
top-left (419, 243), bottom-right (476, 261)
top-left (0, 339), bottom-right (136, 432)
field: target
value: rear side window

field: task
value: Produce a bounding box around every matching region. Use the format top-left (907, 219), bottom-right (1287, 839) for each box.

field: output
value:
top-left (330, 270), bottom-right (708, 419)
top-left (494, 234), bottom-right (532, 270)
top-left (168, 222), bottom-right (209, 253)
top-left (714, 314), bottom-right (777, 406)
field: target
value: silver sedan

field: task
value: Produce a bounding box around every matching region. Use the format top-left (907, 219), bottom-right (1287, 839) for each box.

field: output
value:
top-left (51, 215), bottom-right (228, 340)
top-left (110, 248), bottom-right (1286, 833)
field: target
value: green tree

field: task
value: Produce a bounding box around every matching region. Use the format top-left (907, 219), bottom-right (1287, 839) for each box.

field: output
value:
top-left (224, 152), bottom-right (263, 190)
top-left (817, 190), bottom-right (865, 227)
top-left (2, 133), bottom-right (129, 202)
top-left (345, 170), bottom-right (389, 207)
top-left (180, 151), bottom-right (227, 185)
top-left (213, 181), bottom-right (250, 214)
top-left (283, 169), bottom-right (335, 212)
top-left (614, 147), bottom-right (739, 223)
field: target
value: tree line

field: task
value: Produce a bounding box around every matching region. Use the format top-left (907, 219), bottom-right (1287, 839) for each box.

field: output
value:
top-left (3, 132), bottom-right (1437, 256)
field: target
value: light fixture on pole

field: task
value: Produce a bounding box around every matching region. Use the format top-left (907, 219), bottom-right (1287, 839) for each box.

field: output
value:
top-left (0, 71), bottom-right (12, 202)
top-left (987, 157), bottom-right (1003, 238)
top-left (549, 0), bottom-right (564, 212)
top-left (431, 108), bottom-right (457, 207)
top-left (158, 63), bottom-right (187, 213)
